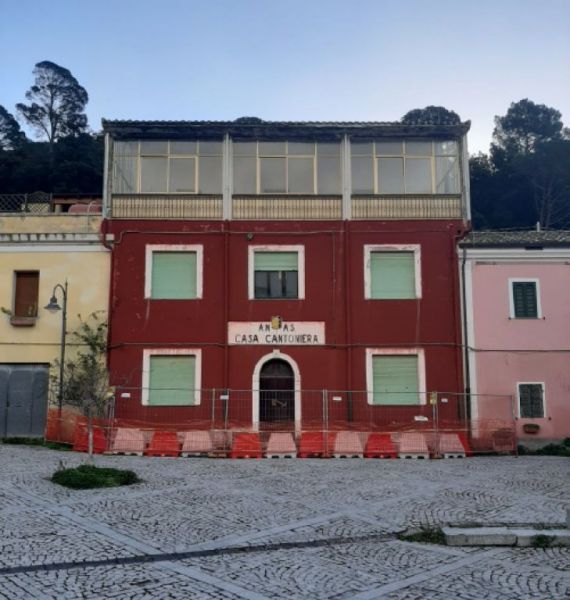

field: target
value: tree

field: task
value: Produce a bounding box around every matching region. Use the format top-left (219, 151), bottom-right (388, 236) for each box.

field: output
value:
top-left (16, 61), bottom-right (89, 144)
top-left (54, 312), bottom-right (112, 457)
top-left (0, 105), bottom-right (26, 150)
top-left (401, 106), bottom-right (461, 126)
top-left (492, 99), bottom-right (563, 157)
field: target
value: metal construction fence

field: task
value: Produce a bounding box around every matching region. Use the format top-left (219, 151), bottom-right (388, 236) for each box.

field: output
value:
top-left (45, 389), bottom-right (517, 458)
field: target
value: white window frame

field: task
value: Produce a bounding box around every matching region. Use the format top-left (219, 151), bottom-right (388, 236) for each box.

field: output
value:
top-left (365, 348), bottom-right (426, 406)
top-left (364, 244), bottom-right (422, 299)
top-left (113, 140), bottom-right (223, 195)
top-left (508, 278), bottom-right (542, 319)
top-left (144, 244), bottom-right (204, 299)
top-left (517, 381), bottom-right (546, 419)
top-left (142, 348), bottom-right (202, 406)
top-left (248, 244), bottom-right (305, 300)
top-left (350, 139), bottom-right (459, 195)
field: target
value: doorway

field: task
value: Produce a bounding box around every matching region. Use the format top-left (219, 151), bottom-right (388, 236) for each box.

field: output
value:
top-left (259, 359), bottom-right (295, 427)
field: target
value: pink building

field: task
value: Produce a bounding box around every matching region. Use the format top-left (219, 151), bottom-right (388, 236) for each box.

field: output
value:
top-left (462, 231), bottom-right (570, 447)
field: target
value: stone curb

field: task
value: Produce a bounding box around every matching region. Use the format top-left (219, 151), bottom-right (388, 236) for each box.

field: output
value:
top-left (443, 526), bottom-right (570, 547)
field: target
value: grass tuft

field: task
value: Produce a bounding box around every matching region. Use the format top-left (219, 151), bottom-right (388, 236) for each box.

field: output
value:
top-left (51, 465), bottom-right (141, 489)
top-left (399, 527), bottom-right (446, 545)
top-left (531, 534), bottom-right (553, 549)
top-left (2, 437), bottom-right (72, 451)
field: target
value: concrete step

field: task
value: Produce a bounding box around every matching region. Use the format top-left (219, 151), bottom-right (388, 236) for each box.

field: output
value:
top-left (443, 526), bottom-right (570, 547)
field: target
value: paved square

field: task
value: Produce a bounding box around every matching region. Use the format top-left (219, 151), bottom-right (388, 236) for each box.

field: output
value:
top-left (0, 445), bottom-right (568, 599)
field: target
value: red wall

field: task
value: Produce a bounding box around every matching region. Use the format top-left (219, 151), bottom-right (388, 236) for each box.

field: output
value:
top-left (106, 219), bottom-right (466, 426)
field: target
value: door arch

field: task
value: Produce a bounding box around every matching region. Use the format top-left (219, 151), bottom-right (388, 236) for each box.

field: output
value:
top-left (259, 359), bottom-right (294, 425)
top-left (252, 351), bottom-right (301, 430)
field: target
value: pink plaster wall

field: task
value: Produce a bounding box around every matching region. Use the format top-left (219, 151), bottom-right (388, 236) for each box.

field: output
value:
top-left (471, 263), bottom-right (570, 441)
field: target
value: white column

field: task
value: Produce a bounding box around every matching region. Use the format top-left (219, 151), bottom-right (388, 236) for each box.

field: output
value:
top-left (341, 134), bottom-right (352, 220)
top-left (222, 133), bottom-right (232, 220)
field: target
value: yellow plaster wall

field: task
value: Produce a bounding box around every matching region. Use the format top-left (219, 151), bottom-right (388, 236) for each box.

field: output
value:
top-left (0, 247), bottom-right (110, 365)
top-left (0, 215), bottom-right (102, 234)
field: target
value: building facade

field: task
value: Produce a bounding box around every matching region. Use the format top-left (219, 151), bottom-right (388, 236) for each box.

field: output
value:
top-left (461, 231), bottom-right (570, 446)
top-left (102, 119), bottom-right (471, 431)
top-left (0, 209), bottom-right (111, 437)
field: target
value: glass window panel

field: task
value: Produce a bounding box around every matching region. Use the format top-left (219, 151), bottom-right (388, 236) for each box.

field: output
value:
top-left (114, 141), bottom-right (138, 155)
top-left (351, 142), bottom-right (373, 156)
top-left (170, 141), bottom-right (197, 155)
top-left (317, 142), bottom-right (341, 156)
top-left (113, 155), bottom-right (137, 193)
top-left (233, 157), bottom-right (257, 194)
top-left (140, 157), bottom-right (168, 193)
top-left (288, 157), bottom-right (314, 193)
top-left (199, 156), bottom-right (222, 194)
top-left (260, 158), bottom-right (286, 193)
top-left (233, 141), bottom-right (257, 156)
top-left (288, 142), bottom-right (314, 155)
top-left (405, 158), bottom-right (432, 193)
top-left (259, 141), bottom-right (286, 155)
top-left (199, 141), bottom-right (222, 155)
top-left (351, 156), bottom-right (374, 193)
top-left (169, 158), bottom-right (195, 193)
top-left (406, 140), bottom-right (433, 156)
top-left (284, 271), bottom-right (298, 298)
top-left (140, 140), bottom-right (168, 155)
top-left (269, 272), bottom-right (282, 298)
top-left (434, 140), bottom-right (458, 156)
top-left (317, 156), bottom-right (341, 194)
top-left (375, 140), bottom-right (403, 156)
top-left (377, 158), bottom-right (404, 194)
top-left (436, 157), bottom-right (460, 194)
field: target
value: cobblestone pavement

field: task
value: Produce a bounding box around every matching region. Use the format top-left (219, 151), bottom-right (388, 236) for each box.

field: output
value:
top-left (0, 445), bottom-right (568, 599)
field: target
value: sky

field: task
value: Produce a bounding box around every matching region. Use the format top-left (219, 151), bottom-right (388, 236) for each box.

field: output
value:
top-left (1, 0), bottom-right (569, 154)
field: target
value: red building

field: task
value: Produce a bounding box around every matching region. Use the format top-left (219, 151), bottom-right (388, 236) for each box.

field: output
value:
top-left (102, 119), bottom-right (470, 433)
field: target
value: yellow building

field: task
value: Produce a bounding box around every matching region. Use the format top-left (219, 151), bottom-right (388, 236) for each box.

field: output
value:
top-left (0, 212), bottom-right (111, 437)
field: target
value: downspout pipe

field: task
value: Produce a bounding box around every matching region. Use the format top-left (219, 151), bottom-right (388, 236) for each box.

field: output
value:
top-left (460, 243), bottom-right (471, 421)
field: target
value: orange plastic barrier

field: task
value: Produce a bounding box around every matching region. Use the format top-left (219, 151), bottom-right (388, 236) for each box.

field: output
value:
top-left (457, 432), bottom-right (473, 456)
top-left (230, 433), bottom-right (262, 459)
top-left (364, 433), bottom-right (397, 458)
top-left (72, 425), bottom-right (106, 454)
top-left (298, 432), bottom-right (337, 458)
top-left (145, 431), bottom-right (180, 457)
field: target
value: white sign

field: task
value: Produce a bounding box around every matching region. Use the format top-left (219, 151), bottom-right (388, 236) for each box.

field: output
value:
top-left (228, 321), bottom-right (325, 345)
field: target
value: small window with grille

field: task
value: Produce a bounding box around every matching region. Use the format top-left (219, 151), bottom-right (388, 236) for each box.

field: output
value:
top-left (510, 280), bottom-right (540, 318)
top-left (518, 383), bottom-right (544, 418)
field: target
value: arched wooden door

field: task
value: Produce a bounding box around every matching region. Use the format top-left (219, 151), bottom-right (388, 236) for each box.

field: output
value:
top-left (259, 359), bottom-right (295, 426)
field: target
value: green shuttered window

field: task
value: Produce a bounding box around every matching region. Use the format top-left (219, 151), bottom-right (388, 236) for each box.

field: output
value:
top-left (151, 252), bottom-right (197, 299)
top-left (512, 282), bottom-right (538, 318)
top-left (254, 252), bottom-right (298, 271)
top-left (148, 355), bottom-right (196, 406)
top-left (372, 355), bottom-right (419, 405)
top-left (370, 252), bottom-right (416, 299)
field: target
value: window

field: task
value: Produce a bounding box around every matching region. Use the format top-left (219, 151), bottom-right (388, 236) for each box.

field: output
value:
top-left (142, 349), bottom-right (201, 406)
top-left (113, 140), bottom-right (222, 194)
top-left (248, 245), bottom-right (305, 299)
top-left (351, 139), bottom-right (460, 195)
top-left (14, 271), bottom-right (39, 318)
top-left (509, 279), bottom-right (540, 318)
top-left (233, 141), bottom-right (341, 194)
top-left (364, 245), bottom-right (421, 299)
top-left (518, 383), bottom-right (545, 418)
top-left (366, 349), bottom-right (425, 405)
top-left (145, 245), bottom-right (203, 299)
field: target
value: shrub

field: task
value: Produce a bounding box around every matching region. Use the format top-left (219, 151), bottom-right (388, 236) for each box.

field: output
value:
top-left (51, 464), bottom-right (141, 489)
top-left (399, 527), bottom-right (446, 545)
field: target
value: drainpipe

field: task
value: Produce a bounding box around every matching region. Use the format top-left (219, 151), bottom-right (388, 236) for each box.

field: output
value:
top-left (100, 218), bottom-right (114, 372)
top-left (460, 243), bottom-right (471, 421)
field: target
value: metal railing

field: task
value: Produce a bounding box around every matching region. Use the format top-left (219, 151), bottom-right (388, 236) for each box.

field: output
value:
top-left (110, 194), bottom-right (223, 219)
top-left (45, 389), bottom-right (517, 457)
top-left (0, 192), bottom-right (52, 213)
top-left (352, 194), bottom-right (462, 219)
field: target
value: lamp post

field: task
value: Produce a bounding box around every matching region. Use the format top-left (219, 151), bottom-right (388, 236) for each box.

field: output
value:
top-left (45, 281), bottom-right (68, 414)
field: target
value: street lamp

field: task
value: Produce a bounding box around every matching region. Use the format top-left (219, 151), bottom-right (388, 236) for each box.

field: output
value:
top-left (45, 281), bottom-right (68, 413)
